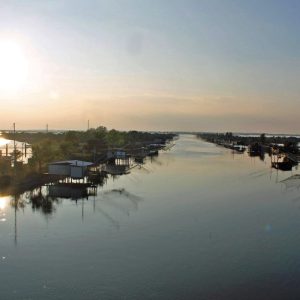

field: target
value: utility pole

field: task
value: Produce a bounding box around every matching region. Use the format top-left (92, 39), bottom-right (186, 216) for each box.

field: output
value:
top-left (46, 124), bottom-right (48, 133)
top-left (13, 123), bottom-right (16, 168)
top-left (88, 120), bottom-right (90, 131)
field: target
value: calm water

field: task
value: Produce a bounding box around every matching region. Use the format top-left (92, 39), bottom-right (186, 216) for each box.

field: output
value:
top-left (1, 134), bottom-right (300, 299)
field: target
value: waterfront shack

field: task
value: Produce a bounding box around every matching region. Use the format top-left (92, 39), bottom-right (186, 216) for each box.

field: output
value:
top-left (48, 160), bottom-right (94, 179)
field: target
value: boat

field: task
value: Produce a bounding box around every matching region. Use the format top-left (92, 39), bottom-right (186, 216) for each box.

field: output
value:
top-left (248, 143), bottom-right (262, 156)
top-left (271, 156), bottom-right (296, 171)
top-left (232, 145), bottom-right (246, 153)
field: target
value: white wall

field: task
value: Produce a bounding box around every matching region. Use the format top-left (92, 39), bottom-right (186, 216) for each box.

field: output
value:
top-left (70, 166), bottom-right (85, 178)
top-left (48, 164), bottom-right (70, 176)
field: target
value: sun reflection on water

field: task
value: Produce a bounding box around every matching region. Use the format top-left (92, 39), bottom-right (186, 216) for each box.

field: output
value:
top-left (0, 138), bottom-right (10, 147)
top-left (0, 197), bottom-right (9, 210)
top-left (0, 197), bottom-right (10, 222)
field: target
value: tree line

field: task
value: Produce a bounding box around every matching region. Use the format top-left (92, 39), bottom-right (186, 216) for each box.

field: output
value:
top-left (3, 126), bottom-right (176, 172)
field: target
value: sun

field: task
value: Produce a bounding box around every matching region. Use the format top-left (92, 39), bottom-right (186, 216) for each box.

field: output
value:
top-left (0, 39), bottom-right (29, 92)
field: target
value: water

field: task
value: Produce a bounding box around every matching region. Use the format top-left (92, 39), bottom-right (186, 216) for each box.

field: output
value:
top-left (1, 134), bottom-right (300, 299)
top-left (0, 136), bottom-right (32, 163)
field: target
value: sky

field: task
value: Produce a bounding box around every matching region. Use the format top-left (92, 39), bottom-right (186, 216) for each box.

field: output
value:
top-left (0, 0), bottom-right (299, 133)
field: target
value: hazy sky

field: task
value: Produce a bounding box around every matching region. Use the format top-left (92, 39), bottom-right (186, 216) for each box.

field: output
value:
top-left (0, 0), bottom-right (299, 133)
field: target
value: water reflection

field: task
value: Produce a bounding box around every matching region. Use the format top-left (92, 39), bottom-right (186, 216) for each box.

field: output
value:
top-left (48, 184), bottom-right (96, 201)
top-left (28, 187), bottom-right (61, 215)
top-left (101, 188), bottom-right (143, 215)
top-left (8, 195), bottom-right (25, 246)
top-left (95, 205), bottom-right (121, 230)
top-left (281, 175), bottom-right (300, 191)
top-left (3, 180), bottom-right (144, 246)
top-left (247, 169), bottom-right (271, 179)
top-left (4, 173), bottom-right (144, 226)
top-left (2, 135), bottom-right (300, 299)
top-left (0, 138), bottom-right (32, 164)
top-left (259, 151), bottom-right (265, 161)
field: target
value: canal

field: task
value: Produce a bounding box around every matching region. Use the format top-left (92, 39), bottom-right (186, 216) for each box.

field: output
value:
top-left (1, 134), bottom-right (300, 299)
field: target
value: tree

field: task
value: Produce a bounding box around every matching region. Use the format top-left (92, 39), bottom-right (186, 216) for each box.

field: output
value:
top-left (225, 132), bottom-right (233, 141)
top-left (107, 129), bottom-right (126, 147)
top-left (260, 133), bottom-right (266, 144)
top-left (31, 139), bottom-right (58, 172)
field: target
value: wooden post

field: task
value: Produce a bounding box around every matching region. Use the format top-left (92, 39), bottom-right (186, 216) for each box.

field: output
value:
top-left (21, 143), bottom-right (24, 161)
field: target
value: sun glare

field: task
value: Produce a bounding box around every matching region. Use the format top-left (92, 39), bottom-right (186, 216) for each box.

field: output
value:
top-left (0, 197), bottom-right (9, 211)
top-left (0, 39), bottom-right (29, 92)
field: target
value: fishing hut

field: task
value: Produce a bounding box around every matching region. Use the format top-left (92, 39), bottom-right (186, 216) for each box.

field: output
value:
top-left (107, 150), bottom-right (130, 165)
top-left (47, 160), bottom-right (97, 202)
top-left (127, 147), bottom-right (148, 164)
top-left (147, 143), bottom-right (164, 156)
top-left (248, 143), bottom-right (263, 157)
top-left (104, 150), bottom-right (132, 175)
top-left (271, 150), bottom-right (297, 171)
top-left (48, 160), bottom-right (94, 179)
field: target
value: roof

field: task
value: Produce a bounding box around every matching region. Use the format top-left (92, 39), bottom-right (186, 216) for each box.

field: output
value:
top-left (48, 160), bottom-right (94, 167)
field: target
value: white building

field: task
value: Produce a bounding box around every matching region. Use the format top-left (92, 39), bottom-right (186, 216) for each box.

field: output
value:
top-left (48, 160), bottom-right (93, 179)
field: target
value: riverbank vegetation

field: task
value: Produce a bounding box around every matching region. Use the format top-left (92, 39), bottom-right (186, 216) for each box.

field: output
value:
top-left (197, 132), bottom-right (300, 154)
top-left (0, 127), bottom-right (176, 193)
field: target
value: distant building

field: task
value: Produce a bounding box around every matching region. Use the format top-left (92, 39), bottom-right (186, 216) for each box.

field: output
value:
top-left (107, 150), bottom-right (127, 159)
top-left (48, 160), bottom-right (93, 178)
